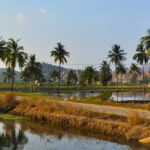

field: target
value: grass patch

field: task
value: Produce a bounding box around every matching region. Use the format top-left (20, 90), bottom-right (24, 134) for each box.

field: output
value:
top-left (0, 113), bottom-right (26, 120)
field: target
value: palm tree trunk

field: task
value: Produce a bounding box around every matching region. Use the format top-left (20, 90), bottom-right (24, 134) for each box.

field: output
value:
top-left (11, 68), bottom-right (15, 91)
top-left (116, 65), bottom-right (118, 101)
top-left (143, 64), bottom-right (145, 102)
top-left (58, 63), bottom-right (61, 96)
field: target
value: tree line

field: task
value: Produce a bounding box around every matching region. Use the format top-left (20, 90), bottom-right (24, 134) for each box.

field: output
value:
top-left (0, 29), bottom-right (150, 90)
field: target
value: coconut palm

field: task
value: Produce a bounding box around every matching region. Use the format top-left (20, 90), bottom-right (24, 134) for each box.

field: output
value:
top-left (20, 68), bottom-right (30, 88)
top-left (116, 63), bottom-right (127, 83)
top-left (133, 44), bottom-right (149, 83)
top-left (50, 70), bottom-right (59, 83)
top-left (2, 67), bottom-right (15, 83)
top-left (141, 29), bottom-right (150, 54)
top-left (50, 43), bottom-right (70, 90)
top-left (3, 39), bottom-right (28, 91)
top-left (24, 54), bottom-right (43, 91)
top-left (67, 70), bottom-right (78, 85)
top-left (129, 63), bottom-right (141, 83)
top-left (99, 61), bottom-right (112, 86)
top-left (108, 44), bottom-right (126, 87)
top-left (80, 66), bottom-right (97, 86)
top-left (0, 37), bottom-right (6, 60)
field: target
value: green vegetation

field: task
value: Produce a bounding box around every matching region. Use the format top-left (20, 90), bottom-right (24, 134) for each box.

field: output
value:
top-left (0, 114), bottom-right (26, 120)
top-left (99, 61), bottom-right (112, 86)
top-left (50, 42), bottom-right (70, 92)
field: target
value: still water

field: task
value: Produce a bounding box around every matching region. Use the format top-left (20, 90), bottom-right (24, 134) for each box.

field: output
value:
top-left (42, 91), bottom-right (150, 101)
top-left (0, 120), bottom-right (149, 150)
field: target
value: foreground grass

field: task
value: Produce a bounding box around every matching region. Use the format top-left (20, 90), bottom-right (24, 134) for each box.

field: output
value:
top-left (0, 114), bottom-right (26, 120)
top-left (0, 92), bottom-right (149, 141)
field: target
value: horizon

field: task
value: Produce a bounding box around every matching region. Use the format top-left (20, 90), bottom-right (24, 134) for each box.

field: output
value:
top-left (0, 0), bottom-right (150, 70)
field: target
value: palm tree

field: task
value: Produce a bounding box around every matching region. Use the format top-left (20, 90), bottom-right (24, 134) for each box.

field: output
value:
top-left (108, 44), bottom-right (126, 85)
top-left (2, 67), bottom-right (14, 83)
top-left (20, 68), bottom-right (30, 88)
top-left (50, 70), bottom-right (59, 83)
top-left (3, 39), bottom-right (28, 91)
top-left (67, 70), bottom-right (78, 85)
top-left (0, 37), bottom-right (6, 60)
top-left (141, 29), bottom-right (150, 54)
top-left (133, 44), bottom-right (149, 84)
top-left (50, 43), bottom-right (70, 93)
top-left (129, 63), bottom-right (141, 83)
top-left (80, 66), bottom-right (97, 86)
top-left (24, 54), bottom-right (43, 91)
top-left (116, 63), bottom-right (127, 84)
top-left (99, 61), bottom-right (112, 86)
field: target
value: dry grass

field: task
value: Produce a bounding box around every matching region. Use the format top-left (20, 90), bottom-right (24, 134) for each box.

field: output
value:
top-left (0, 93), bottom-right (149, 140)
top-left (127, 112), bottom-right (147, 125)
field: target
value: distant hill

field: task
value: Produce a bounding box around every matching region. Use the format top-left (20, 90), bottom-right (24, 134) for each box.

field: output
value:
top-left (0, 68), bottom-right (20, 82)
top-left (0, 62), bottom-right (81, 82)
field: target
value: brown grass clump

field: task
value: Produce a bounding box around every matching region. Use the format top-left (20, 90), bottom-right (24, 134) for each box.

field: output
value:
top-left (127, 112), bottom-right (146, 125)
top-left (0, 92), bottom-right (18, 112)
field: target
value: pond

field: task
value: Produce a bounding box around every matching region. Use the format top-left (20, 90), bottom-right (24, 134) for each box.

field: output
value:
top-left (42, 91), bottom-right (150, 102)
top-left (0, 120), bottom-right (149, 150)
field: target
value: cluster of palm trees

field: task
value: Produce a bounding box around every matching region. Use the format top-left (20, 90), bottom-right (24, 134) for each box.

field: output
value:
top-left (0, 39), bottom-right (70, 91)
top-left (1, 29), bottom-right (150, 90)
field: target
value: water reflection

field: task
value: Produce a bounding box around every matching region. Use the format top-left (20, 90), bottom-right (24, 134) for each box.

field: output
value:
top-left (0, 122), bottom-right (28, 150)
top-left (0, 120), bottom-right (149, 150)
top-left (45, 91), bottom-right (150, 101)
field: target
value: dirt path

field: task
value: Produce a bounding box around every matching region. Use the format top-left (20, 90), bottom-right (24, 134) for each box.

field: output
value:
top-left (58, 101), bottom-right (150, 119)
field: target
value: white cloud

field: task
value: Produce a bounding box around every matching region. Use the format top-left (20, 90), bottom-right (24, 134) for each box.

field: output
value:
top-left (15, 13), bottom-right (26, 24)
top-left (40, 8), bottom-right (46, 15)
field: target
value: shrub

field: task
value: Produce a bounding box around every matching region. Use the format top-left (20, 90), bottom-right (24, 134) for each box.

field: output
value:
top-left (98, 91), bottom-right (112, 101)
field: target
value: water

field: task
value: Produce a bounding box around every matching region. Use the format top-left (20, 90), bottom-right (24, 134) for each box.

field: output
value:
top-left (42, 91), bottom-right (150, 101)
top-left (0, 120), bottom-right (149, 150)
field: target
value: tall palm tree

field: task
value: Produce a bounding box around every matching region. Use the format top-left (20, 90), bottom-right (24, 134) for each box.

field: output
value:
top-left (4, 39), bottom-right (28, 91)
top-left (2, 67), bottom-right (15, 83)
top-left (141, 29), bottom-right (150, 54)
top-left (133, 44), bottom-right (149, 84)
top-left (0, 37), bottom-right (6, 60)
top-left (129, 63), bottom-right (141, 83)
top-left (50, 43), bottom-right (70, 91)
top-left (116, 63), bottom-right (127, 84)
top-left (24, 54), bottom-right (43, 91)
top-left (108, 44), bottom-right (126, 87)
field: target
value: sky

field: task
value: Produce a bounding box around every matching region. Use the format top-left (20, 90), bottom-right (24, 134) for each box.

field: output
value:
top-left (0, 0), bottom-right (150, 70)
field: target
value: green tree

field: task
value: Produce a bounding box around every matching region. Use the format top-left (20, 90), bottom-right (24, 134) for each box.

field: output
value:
top-left (108, 44), bottom-right (126, 87)
top-left (4, 39), bottom-right (27, 91)
top-left (0, 37), bottom-right (6, 61)
top-left (99, 61), bottom-right (112, 86)
top-left (2, 67), bottom-right (15, 83)
top-left (141, 29), bottom-right (150, 54)
top-left (24, 54), bottom-right (43, 91)
top-left (129, 63), bottom-right (141, 83)
top-left (67, 70), bottom-right (78, 85)
top-left (20, 68), bottom-right (30, 88)
top-left (133, 44), bottom-right (149, 83)
top-left (50, 43), bottom-right (70, 90)
top-left (116, 63), bottom-right (127, 83)
top-left (80, 66), bottom-right (97, 86)
top-left (50, 70), bottom-right (59, 83)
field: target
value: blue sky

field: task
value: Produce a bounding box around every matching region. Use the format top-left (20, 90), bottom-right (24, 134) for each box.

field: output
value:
top-left (0, 0), bottom-right (150, 70)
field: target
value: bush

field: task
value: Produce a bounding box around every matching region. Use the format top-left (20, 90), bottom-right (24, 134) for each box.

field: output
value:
top-left (98, 91), bottom-right (112, 101)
